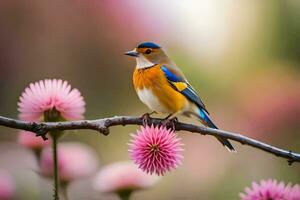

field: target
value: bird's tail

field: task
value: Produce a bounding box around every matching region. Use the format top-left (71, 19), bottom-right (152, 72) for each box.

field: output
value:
top-left (196, 107), bottom-right (236, 152)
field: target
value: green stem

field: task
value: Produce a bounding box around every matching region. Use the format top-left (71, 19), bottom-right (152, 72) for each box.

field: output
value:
top-left (61, 182), bottom-right (69, 200)
top-left (44, 109), bottom-right (62, 200)
top-left (52, 134), bottom-right (59, 200)
top-left (117, 190), bottom-right (132, 200)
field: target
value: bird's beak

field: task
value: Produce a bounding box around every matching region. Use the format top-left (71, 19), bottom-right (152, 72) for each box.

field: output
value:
top-left (125, 49), bottom-right (139, 57)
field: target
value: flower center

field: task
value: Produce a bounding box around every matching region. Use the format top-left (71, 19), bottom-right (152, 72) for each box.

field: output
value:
top-left (150, 144), bottom-right (160, 153)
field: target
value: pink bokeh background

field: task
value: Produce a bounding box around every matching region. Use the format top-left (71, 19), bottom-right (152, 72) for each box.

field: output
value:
top-left (0, 0), bottom-right (299, 199)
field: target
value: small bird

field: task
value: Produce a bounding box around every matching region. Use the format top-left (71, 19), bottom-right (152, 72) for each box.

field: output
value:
top-left (125, 42), bottom-right (235, 152)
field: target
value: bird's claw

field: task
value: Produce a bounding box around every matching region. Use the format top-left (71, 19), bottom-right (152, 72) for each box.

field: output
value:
top-left (161, 117), bottom-right (178, 130)
top-left (141, 113), bottom-right (151, 126)
top-left (141, 111), bottom-right (157, 126)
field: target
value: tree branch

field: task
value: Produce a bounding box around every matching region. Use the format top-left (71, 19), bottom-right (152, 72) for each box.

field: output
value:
top-left (0, 115), bottom-right (299, 165)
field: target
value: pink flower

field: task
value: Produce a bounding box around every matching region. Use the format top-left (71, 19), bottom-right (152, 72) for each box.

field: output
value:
top-left (240, 179), bottom-right (300, 200)
top-left (0, 170), bottom-right (15, 200)
top-left (285, 184), bottom-right (300, 200)
top-left (39, 142), bottom-right (99, 183)
top-left (93, 161), bottom-right (160, 194)
top-left (18, 130), bottom-right (50, 150)
top-left (18, 79), bottom-right (85, 121)
top-left (128, 125), bottom-right (183, 176)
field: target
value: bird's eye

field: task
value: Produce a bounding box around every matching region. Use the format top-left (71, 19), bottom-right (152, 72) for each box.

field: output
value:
top-left (145, 49), bottom-right (152, 54)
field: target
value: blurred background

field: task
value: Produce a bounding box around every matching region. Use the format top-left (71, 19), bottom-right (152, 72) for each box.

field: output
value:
top-left (0, 0), bottom-right (299, 199)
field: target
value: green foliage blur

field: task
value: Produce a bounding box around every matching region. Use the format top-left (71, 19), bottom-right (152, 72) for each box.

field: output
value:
top-left (0, 1), bottom-right (299, 199)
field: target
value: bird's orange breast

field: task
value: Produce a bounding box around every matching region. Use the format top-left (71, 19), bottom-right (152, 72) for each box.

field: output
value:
top-left (133, 65), bottom-right (188, 113)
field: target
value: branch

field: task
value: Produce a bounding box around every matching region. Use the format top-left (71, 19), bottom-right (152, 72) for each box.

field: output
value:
top-left (0, 115), bottom-right (299, 165)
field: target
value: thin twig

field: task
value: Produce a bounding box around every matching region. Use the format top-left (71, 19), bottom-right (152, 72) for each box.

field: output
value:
top-left (0, 115), bottom-right (299, 165)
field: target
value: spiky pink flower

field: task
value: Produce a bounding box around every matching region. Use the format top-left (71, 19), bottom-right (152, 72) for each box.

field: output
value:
top-left (18, 79), bottom-right (85, 121)
top-left (129, 125), bottom-right (183, 176)
top-left (240, 179), bottom-right (299, 200)
top-left (0, 170), bottom-right (15, 200)
top-left (18, 130), bottom-right (50, 150)
top-left (93, 161), bottom-right (160, 194)
top-left (285, 184), bottom-right (300, 200)
top-left (39, 143), bottom-right (99, 183)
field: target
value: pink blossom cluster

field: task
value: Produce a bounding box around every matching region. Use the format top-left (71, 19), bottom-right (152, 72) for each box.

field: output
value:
top-left (93, 161), bottom-right (160, 194)
top-left (240, 179), bottom-right (300, 200)
top-left (18, 130), bottom-right (51, 151)
top-left (39, 142), bottom-right (99, 183)
top-left (16, 80), bottom-right (97, 185)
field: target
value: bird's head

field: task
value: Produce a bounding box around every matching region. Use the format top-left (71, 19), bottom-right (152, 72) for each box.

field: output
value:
top-left (125, 42), bottom-right (168, 69)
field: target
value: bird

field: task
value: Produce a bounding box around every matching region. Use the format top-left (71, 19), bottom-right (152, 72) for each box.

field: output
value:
top-left (125, 42), bottom-right (235, 152)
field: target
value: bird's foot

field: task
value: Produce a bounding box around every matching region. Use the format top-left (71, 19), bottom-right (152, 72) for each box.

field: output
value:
top-left (161, 117), bottom-right (178, 130)
top-left (141, 112), bottom-right (156, 126)
top-left (164, 114), bottom-right (172, 120)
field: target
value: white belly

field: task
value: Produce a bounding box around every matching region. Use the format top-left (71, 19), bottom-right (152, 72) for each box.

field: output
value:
top-left (137, 88), bottom-right (169, 113)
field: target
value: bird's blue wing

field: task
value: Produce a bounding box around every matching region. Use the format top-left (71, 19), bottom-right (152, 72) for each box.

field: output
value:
top-left (161, 66), bottom-right (235, 151)
top-left (161, 65), bottom-right (208, 113)
top-left (161, 65), bottom-right (185, 82)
